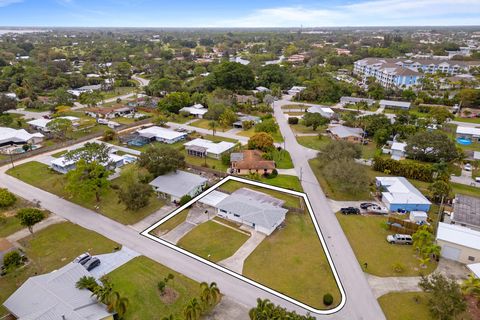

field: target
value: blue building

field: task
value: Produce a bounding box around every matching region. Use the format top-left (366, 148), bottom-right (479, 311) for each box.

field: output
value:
top-left (376, 177), bottom-right (431, 212)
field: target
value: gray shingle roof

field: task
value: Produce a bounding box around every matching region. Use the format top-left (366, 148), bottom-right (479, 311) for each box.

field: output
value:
top-left (149, 170), bottom-right (207, 198)
top-left (453, 194), bottom-right (480, 228)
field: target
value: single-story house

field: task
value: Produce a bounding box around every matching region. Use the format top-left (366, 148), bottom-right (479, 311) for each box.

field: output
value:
top-left (328, 125), bottom-right (364, 143)
top-left (50, 153), bottom-right (126, 174)
top-left (3, 262), bottom-right (114, 320)
top-left (67, 84), bottom-right (102, 97)
top-left (233, 115), bottom-right (262, 129)
top-left (179, 104), bottom-right (208, 118)
top-left (255, 86), bottom-right (270, 93)
top-left (456, 126), bottom-right (480, 143)
top-left (0, 127), bottom-right (44, 147)
top-left (27, 116), bottom-right (80, 132)
top-left (451, 194), bottom-right (480, 231)
top-left (149, 170), bottom-right (208, 203)
top-left (390, 142), bottom-right (407, 160)
top-left (436, 222), bottom-right (480, 264)
top-left (184, 138), bottom-right (236, 159)
top-left (198, 190), bottom-right (230, 208)
top-left (376, 176), bottom-right (431, 212)
top-left (379, 100), bottom-right (411, 110)
top-left (287, 86), bottom-right (306, 96)
top-left (306, 106), bottom-right (335, 119)
top-left (137, 126), bottom-right (187, 144)
top-left (215, 188), bottom-right (288, 235)
top-left (339, 96), bottom-right (375, 106)
top-left (84, 106), bottom-right (136, 119)
top-left (230, 150), bottom-right (276, 175)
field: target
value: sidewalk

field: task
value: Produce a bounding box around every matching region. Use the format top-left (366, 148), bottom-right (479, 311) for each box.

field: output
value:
top-left (7, 214), bottom-right (66, 242)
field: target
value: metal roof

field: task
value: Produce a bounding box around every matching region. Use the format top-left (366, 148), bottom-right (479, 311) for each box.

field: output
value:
top-left (453, 194), bottom-right (480, 228)
top-left (184, 138), bottom-right (236, 155)
top-left (137, 126), bottom-right (187, 140)
top-left (149, 170), bottom-right (207, 198)
top-left (376, 176), bottom-right (431, 205)
top-left (437, 222), bottom-right (480, 251)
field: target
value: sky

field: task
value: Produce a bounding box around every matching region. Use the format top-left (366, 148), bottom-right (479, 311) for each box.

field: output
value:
top-left (0, 0), bottom-right (479, 28)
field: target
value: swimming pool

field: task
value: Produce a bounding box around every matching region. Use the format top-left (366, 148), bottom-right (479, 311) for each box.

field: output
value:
top-left (457, 137), bottom-right (472, 145)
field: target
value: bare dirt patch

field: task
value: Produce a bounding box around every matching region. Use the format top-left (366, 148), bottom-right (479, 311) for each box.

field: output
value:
top-left (159, 287), bottom-right (179, 304)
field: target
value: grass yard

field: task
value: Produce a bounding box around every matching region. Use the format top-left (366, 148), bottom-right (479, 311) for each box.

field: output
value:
top-left (290, 123), bottom-right (324, 134)
top-left (101, 86), bottom-right (136, 99)
top-left (50, 150), bottom-right (68, 158)
top-left (269, 149), bottom-right (293, 169)
top-left (184, 153), bottom-right (228, 172)
top-left (378, 292), bottom-right (432, 320)
top-left (0, 197), bottom-right (47, 238)
top-left (454, 116), bottom-right (480, 124)
top-left (244, 213), bottom-right (341, 309)
top-left (361, 143), bottom-right (380, 159)
top-left (153, 208), bottom-right (189, 235)
top-left (309, 158), bottom-right (373, 201)
top-left (219, 180), bottom-right (303, 208)
top-left (6, 162), bottom-right (165, 225)
top-left (177, 220), bottom-right (249, 262)
top-left (284, 112), bottom-right (305, 116)
top-left (107, 256), bottom-right (200, 320)
top-left (0, 222), bottom-right (118, 316)
top-left (297, 135), bottom-right (331, 150)
top-left (281, 104), bottom-right (308, 110)
top-left (336, 214), bottom-right (437, 277)
top-left (236, 127), bottom-right (284, 143)
top-left (193, 133), bottom-right (238, 143)
top-left (190, 119), bottom-right (228, 132)
top-left (258, 175), bottom-right (303, 192)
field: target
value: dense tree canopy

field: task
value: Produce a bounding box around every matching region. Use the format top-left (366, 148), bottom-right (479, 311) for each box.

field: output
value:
top-left (405, 131), bottom-right (458, 162)
top-left (138, 145), bottom-right (185, 176)
top-left (207, 61), bottom-right (255, 91)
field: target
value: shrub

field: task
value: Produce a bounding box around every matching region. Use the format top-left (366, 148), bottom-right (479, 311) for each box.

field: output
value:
top-left (3, 251), bottom-right (22, 271)
top-left (288, 117), bottom-right (299, 125)
top-left (392, 262), bottom-right (405, 273)
top-left (102, 129), bottom-right (116, 142)
top-left (221, 153), bottom-right (231, 166)
top-left (0, 188), bottom-right (16, 207)
top-left (158, 280), bottom-right (166, 295)
top-left (179, 194), bottom-right (192, 206)
top-left (323, 293), bottom-right (334, 306)
top-left (265, 169), bottom-right (278, 179)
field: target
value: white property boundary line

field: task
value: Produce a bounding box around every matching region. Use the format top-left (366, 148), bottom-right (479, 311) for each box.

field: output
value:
top-left (141, 175), bottom-right (346, 315)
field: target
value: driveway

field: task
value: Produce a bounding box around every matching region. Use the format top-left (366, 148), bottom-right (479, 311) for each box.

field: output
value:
top-left (219, 231), bottom-right (265, 274)
top-left (89, 246), bottom-right (140, 279)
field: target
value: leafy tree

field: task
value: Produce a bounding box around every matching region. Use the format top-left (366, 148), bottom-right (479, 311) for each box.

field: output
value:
top-left (64, 142), bottom-right (111, 165)
top-left (66, 160), bottom-right (111, 203)
top-left (419, 273), bottom-right (466, 320)
top-left (248, 132), bottom-right (274, 152)
top-left (456, 88), bottom-right (480, 107)
top-left (103, 129), bottom-right (117, 142)
top-left (405, 131), bottom-right (458, 162)
top-left (138, 145), bottom-right (185, 177)
top-left (298, 77), bottom-right (351, 104)
top-left (367, 82), bottom-right (386, 100)
top-left (373, 128), bottom-right (390, 145)
top-left (0, 94), bottom-right (17, 114)
top-left (257, 64), bottom-right (293, 89)
top-left (16, 208), bottom-right (45, 234)
top-left (218, 109), bottom-right (237, 128)
top-left (207, 61), bottom-right (255, 91)
top-left (429, 107), bottom-right (454, 125)
top-left (355, 114), bottom-right (391, 137)
top-left (46, 118), bottom-right (72, 140)
top-left (428, 180), bottom-right (452, 203)
top-left (0, 188), bottom-right (16, 207)
top-left (204, 104), bottom-right (227, 121)
top-left (118, 182), bottom-right (153, 211)
top-left (322, 159), bottom-right (369, 195)
top-left (303, 113), bottom-right (329, 131)
top-left (254, 118), bottom-right (278, 134)
top-left (76, 276), bottom-right (99, 291)
top-left (158, 92), bottom-right (191, 114)
top-left (461, 274), bottom-right (480, 303)
top-left (0, 114), bottom-right (13, 126)
top-left (3, 251), bottom-right (22, 271)
top-left (317, 140), bottom-right (362, 164)
top-left (208, 120), bottom-right (218, 136)
top-left (183, 297), bottom-right (203, 320)
top-left (114, 62), bottom-right (132, 86)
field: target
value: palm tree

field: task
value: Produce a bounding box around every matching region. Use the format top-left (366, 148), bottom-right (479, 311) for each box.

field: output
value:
top-left (161, 315), bottom-right (175, 320)
top-left (92, 280), bottom-right (113, 305)
top-left (208, 120), bottom-right (217, 136)
top-left (183, 298), bottom-right (203, 320)
top-left (199, 282), bottom-right (221, 308)
top-left (249, 298), bottom-right (275, 319)
top-left (462, 274), bottom-right (480, 303)
top-left (114, 294), bottom-right (129, 319)
top-left (76, 276), bottom-right (98, 292)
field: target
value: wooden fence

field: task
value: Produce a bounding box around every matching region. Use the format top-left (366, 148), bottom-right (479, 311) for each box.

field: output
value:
top-left (387, 216), bottom-right (420, 235)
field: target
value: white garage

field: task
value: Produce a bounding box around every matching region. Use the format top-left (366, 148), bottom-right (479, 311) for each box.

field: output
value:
top-left (436, 223), bottom-right (480, 264)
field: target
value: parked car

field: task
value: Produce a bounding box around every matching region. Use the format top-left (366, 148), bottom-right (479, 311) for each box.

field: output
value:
top-left (83, 257), bottom-right (101, 271)
top-left (73, 252), bottom-right (91, 265)
top-left (340, 207), bottom-right (360, 215)
top-left (464, 163), bottom-right (472, 171)
top-left (475, 177), bottom-right (480, 183)
top-left (360, 203), bottom-right (376, 210)
top-left (386, 234), bottom-right (413, 245)
top-left (367, 205), bottom-right (388, 215)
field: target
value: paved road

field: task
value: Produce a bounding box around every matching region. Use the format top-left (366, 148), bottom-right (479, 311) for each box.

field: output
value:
top-left (132, 74), bottom-right (150, 87)
top-left (167, 121), bottom-right (249, 145)
top-left (6, 108), bottom-right (50, 120)
top-left (274, 97), bottom-right (386, 319)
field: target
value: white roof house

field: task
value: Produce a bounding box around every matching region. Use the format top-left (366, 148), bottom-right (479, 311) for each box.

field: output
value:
top-left (50, 153), bottom-right (126, 174)
top-left (376, 177), bottom-right (431, 212)
top-left (184, 138), bottom-right (236, 159)
top-left (179, 104), bottom-right (208, 118)
top-left (456, 126), bottom-right (480, 137)
top-left (198, 190), bottom-right (229, 207)
top-left (137, 126), bottom-right (187, 144)
top-left (27, 117), bottom-right (80, 132)
top-left (0, 127), bottom-right (44, 146)
top-left (329, 125), bottom-right (364, 139)
top-left (379, 100), bottom-right (411, 109)
top-left (307, 106), bottom-right (335, 119)
top-left (287, 86), bottom-right (307, 96)
top-left (149, 170), bottom-right (208, 202)
top-left (215, 188), bottom-right (288, 235)
top-left (3, 263), bottom-right (113, 320)
top-left (390, 142), bottom-right (407, 160)
top-left (436, 222), bottom-right (480, 263)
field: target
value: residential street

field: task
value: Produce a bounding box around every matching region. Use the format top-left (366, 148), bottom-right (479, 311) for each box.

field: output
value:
top-left (273, 96), bottom-right (387, 319)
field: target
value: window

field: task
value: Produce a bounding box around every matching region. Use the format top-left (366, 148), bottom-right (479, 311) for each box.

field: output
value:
top-left (468, 256), bottom-right (475, 262)
top-left (233, 214), bottom-right (240, 218)
top-left (220, 209), bottom-right (227, 213)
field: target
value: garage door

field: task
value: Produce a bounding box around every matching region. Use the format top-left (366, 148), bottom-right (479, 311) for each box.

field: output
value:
top-left (441, 245), bottom-right (461, 261)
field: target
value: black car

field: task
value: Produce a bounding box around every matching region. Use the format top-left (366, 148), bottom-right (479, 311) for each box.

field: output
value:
top-left (83, 257), bottom-right (101, 271)
top-left (340, 207), bottom-right (360, 215)
top-left (360, 203), bottom-right (375, 210)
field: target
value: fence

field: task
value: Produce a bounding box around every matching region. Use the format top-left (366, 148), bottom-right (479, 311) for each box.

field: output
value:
top-left (0, 118), bottom-right (152, 167)
top-left (387, 216), bottom-right (420, 235)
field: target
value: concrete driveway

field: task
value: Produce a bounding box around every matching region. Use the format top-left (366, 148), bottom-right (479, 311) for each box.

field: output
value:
top-left (89, 246), bottom-right (140, 279)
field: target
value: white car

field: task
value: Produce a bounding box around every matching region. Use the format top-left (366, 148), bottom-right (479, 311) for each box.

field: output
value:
top-left (464, 163), bottom-right (472, 171)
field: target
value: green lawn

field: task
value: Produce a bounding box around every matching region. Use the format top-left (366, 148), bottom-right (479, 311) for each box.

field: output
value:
top-left (244, 213), bottom-right (341, 310)
top-left (184, 153), bottom-right (228, 172)
top-left (269, 149), bottom-right (293, 169)
top-left (258, 175), bottom-right (303, 192)
top-left (153, 208), bottom-right (189, 235)
top-left (193, 133), bottom-right (238, 143)
top-left (237, 127), bottom-right (284, 143)
top-left (51, 150), bottom-right (68, 158)
top-left (336, 214), bottom-right (437, 277)
top-left (297, 135), bottom-right (332, 150)
top-left (361, 143), bottom-right (380, 159)
top-left (190, 119), bottom-right (228, 132)
top-left (378, 292), bottom-right (432, 320)
top-left (0, 198), bottom-right (48, 237)
top-left (107, 256), bottom-right (200, 320)
top-left (101, 86), bottom-right (136, 99)
top-left (177, 220), bottom-right (249, 262)
top-left (219, 180), bottom-right (303, 208)
top-left (290, 123), bottom-right (324, 134)
top-left (309, 158), bottom-right (373, 201)
top-left (454, 116), bottom-right (480, 124)
top-left (6, 162), bottom-right (165, 225)
top-left (0, 222), bottom-right (118, 316)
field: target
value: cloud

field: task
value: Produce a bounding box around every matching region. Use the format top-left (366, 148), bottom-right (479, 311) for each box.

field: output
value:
top-left (213, 0), bottom-right (480, 27)
top-left (0, 0), bottom-right (22, 7)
